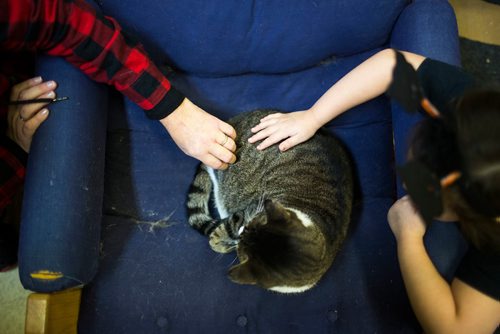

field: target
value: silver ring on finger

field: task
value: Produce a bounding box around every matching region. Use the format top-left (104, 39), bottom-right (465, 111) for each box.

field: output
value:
top-left (220, 134), bottom-right (228, 146)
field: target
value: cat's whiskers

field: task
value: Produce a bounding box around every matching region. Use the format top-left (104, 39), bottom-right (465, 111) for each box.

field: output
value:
top-left (228, 255), bottom-right (239, 267)
top-left (257, 194), bottom-right (266, 212)
top-left (212, 253), bottom-right (225, 263)
top-left (246, 194), bottom-right (266, 222)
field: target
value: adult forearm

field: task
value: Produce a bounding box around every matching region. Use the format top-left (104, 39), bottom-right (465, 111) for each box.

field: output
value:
top-left (398, 237), bottom-right (459, 333)
top-left (0, 0), bottom-right (183, 117)
top-left (310, 49), bottom-right (426, 127)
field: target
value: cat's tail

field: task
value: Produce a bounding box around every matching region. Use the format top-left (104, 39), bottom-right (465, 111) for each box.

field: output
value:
top-left (187, 165), bottom-right (219, 235)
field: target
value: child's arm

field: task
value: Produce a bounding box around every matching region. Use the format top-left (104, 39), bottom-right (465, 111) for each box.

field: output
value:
top-left (388, 196), bottom-right (500, 334)
top-left (248, 48), bottom-right (426, 151)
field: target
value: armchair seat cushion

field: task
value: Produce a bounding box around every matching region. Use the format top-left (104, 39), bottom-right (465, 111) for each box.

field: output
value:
top-left (79, 92), bottom-right (414, 332)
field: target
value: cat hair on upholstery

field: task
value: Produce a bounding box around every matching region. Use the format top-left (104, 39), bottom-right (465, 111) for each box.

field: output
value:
top-left (187, 110), bottom-right (353, 293)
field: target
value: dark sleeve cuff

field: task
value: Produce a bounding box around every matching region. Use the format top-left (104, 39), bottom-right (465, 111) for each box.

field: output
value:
top-left (417, 58), bottom-right (476, 113)
top-left (144, 86), bottom-right (185, 120)
top-left (455, 246), bottom-right (500, 301)
top-left (0, 135), bottom-right (28, 166)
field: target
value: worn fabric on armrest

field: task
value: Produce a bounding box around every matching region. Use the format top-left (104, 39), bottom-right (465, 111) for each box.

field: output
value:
top-left (19, 55), bottom-right (108, 292)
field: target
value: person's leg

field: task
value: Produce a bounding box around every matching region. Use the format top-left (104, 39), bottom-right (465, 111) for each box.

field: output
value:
top-left (0, 224), bottom-right (18, 271)
top-left (0, 189), bottom-right (22, 272)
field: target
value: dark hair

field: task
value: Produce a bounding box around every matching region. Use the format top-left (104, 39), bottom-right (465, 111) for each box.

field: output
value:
top-left (410, 88), bottom-right (500, 252)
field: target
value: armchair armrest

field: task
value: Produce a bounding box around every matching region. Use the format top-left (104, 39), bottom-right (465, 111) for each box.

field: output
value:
top-left (391, 0), bottom-right (460, 65)
top-left (18, 55), bottom-right (108, 293)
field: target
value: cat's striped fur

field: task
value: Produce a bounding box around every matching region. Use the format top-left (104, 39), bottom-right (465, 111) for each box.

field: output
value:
top-left (187, 110), bottom-right (353, 293)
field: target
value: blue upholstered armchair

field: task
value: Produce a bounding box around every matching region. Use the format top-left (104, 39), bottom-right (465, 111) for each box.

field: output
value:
top-left (20, 1), bottom-right (467, 332)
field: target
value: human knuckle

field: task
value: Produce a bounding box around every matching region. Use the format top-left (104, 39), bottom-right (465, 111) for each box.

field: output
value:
top-left (224, 152), bottom-right (234, 163)
top-left (209, 160), bottom-right (219, 169)
top-left (191, 144), bottom-right (206, 157)
top-left (23, 121), bottom-right (34, 130)
top-left (20, 127), bottom-right (30, 138)
top-left (18, 91), bottom-right (30, 100)
top-left (19, 105), bottom-right (30, 115)
top-left (262, 128), bottom-right (273, 137)
top-left (10, 85), bottom-right (22, 96)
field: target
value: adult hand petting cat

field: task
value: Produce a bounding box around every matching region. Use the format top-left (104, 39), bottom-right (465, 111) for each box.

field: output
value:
top-left (160, 98), bottom-right (237, 169)
top-left (248, 110), bottom-right (322, 152)
top-left (387, 195), bottom-right (428, 244)
top-left (7, 77), bottom-right (55, 153)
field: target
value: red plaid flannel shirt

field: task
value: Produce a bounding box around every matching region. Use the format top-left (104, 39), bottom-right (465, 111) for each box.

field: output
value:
top-left (0, 0), bottom-right (185, 211)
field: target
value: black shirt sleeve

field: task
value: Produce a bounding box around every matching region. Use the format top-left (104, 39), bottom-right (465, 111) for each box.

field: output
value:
top-left (455, 246), bottom-right (500, 301)
top-left (417, 58), bottom-right (476, 113)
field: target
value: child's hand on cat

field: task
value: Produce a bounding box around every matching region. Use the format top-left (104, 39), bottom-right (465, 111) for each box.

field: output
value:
top-left (387, 195), bottom-right (427, 244)
top-left (160, 98), bottom-right (237, 169)
top-left (248, 110), bottom-right (322, 151)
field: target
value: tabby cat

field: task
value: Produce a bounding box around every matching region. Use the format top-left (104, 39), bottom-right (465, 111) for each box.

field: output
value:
top-left (187, 110), bottom-right (353, 293)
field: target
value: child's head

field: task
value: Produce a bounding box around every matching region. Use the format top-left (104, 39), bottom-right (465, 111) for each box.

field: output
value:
top-left (409, 88), bottom-right (500, 252)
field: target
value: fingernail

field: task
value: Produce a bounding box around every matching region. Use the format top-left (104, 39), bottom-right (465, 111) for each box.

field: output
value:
top-left (45, 91), bottom-right (55, 98)
top-left (41, 108), bottom-right (48, 115)
top-left (46, 81), bottom-right (56, 88)
top-left (32, 76), bottom-right (42, 84)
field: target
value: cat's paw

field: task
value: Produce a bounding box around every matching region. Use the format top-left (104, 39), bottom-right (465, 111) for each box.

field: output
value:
top-left (209, 225), bottom-right (238, 253)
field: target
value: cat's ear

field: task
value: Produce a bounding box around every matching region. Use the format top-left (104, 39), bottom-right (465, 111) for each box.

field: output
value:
top-left (228, 262), bottom-right (257, 285)
top-left (264, 199), bottom-right (287, 221)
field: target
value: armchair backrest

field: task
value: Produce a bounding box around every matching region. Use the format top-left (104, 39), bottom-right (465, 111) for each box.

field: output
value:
top-left (99, 0), bottom-right (408, 75)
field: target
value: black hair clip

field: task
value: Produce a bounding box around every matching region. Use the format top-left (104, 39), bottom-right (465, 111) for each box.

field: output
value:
top-left (387, 51), bottom-right (440, 118)
top-left (397, 161), bottom-right (461, 224)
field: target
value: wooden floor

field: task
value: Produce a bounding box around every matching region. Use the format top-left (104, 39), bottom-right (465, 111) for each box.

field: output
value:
top-left (450, 0), bottom-right (500, 45)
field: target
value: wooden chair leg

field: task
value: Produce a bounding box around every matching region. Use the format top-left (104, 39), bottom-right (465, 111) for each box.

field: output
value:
top-left (25, 287), bottom-right (82, 334)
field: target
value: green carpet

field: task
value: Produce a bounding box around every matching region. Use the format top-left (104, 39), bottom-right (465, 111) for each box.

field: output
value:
top-left (460, 37), bottom-right (500, 85)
